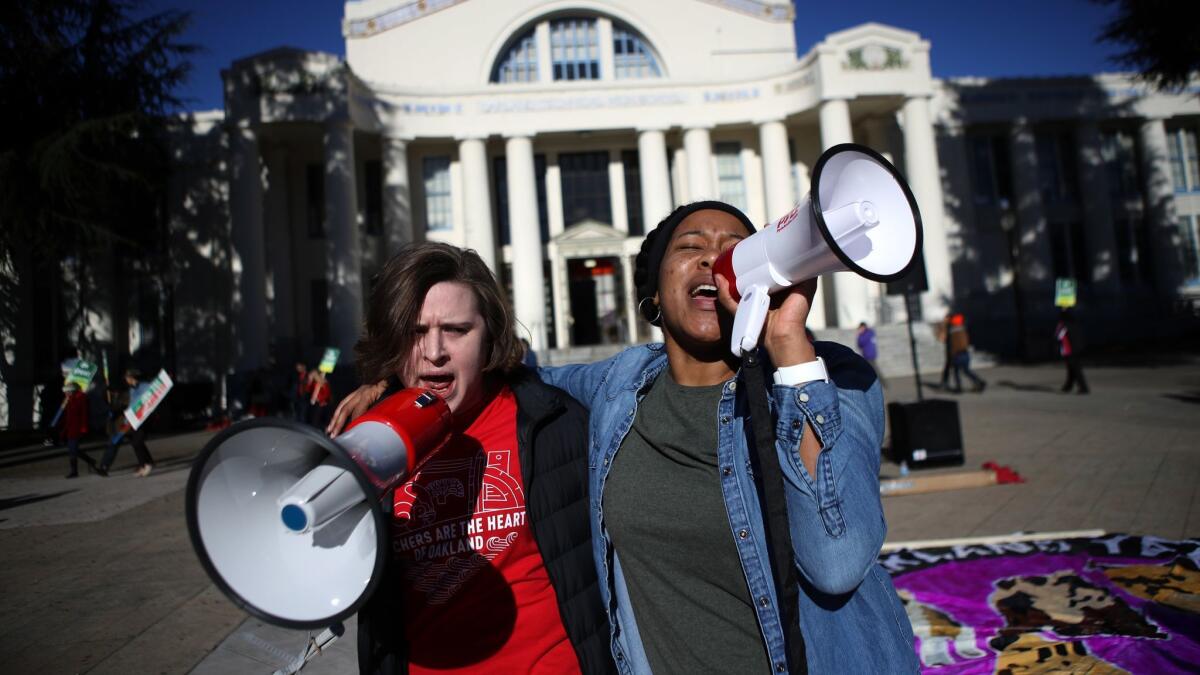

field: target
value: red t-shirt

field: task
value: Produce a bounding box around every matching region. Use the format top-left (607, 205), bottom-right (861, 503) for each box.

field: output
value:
top-left (391, 385), bottom-right (580, 675)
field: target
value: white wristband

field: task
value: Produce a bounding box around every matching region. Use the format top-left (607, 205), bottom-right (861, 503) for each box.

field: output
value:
top-left (772, 357), bottom-right (829, 386)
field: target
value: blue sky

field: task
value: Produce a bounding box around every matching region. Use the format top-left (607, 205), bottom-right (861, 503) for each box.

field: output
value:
top-left (151, 0), bottom-right (1124, 111)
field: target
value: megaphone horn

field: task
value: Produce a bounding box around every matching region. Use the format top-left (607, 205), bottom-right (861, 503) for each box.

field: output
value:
top-left (185, 388), bottom-right (452, 629)
top-left (713, 143), bottom-right (923, 356)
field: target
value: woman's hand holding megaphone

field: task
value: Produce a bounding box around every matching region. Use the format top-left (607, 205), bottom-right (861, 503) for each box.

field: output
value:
top-left (715, 272), bottom-right (818, 367)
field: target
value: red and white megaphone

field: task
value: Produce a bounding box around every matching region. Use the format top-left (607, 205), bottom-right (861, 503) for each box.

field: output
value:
top-left (185, 388), bottom-right (452, 628)
top-left (714, 143), bottom-right (923, 356)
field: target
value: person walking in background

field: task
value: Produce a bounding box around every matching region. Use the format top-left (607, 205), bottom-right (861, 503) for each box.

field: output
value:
top-left (946, 312), bottom-right (986, 393)
top-left (520, 337), bottom-right (539, 369)
top-left (306, 369), bottom-right (331, 428)
top-left (98, 370), bottom-right (157, 477)
top-left (937, 315), bottom-right (953, 389)
top-left (856, 321), bottom-right (886, 388)
top-left (1056, 308), bottom-right (1089, 394)
top-left (61, 382), bottom-right (96, 478)
top-left (290, 362), bottom-right (310, 422)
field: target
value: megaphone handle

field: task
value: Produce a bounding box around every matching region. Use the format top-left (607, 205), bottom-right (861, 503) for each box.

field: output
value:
top-left (273, 622), bottom-right (344, 675)
top-left (730, 285), bottom-right (771, 357)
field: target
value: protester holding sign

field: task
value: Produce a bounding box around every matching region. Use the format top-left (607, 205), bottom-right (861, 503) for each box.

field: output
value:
top-left (98, 369), bottom-right (158, 477)
top-left (1056, 308), bottom-right (1089, 394)
top-left (61, 382), bottom-right (97, 478)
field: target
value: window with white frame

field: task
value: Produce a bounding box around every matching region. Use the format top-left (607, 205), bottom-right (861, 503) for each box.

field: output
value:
top-left (1167, 126), bottom-right (1200, 192)
top-left (422, 156), bottom-right (452, 231)
top-left (490, 15), bottom-right (661, 84)
top-left (1180, 214), bottom-right (1200, 283)
top-left (1101, 129), bottom-right (1140, 201)
top-left (551, 18), bottom-right (599, 81)
top-left (715, 142), bottom-right (747, 213)
top-left (612, 22), bottom-right (662, 79)
top-left (1034, 130), bottom-right (1079, 206)
top-left (967, 132), bottom-right (1014, 207)
top-left (492, 28), bottom-right (538, 83)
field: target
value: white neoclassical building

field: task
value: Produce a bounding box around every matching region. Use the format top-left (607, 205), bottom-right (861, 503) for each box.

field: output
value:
top-left (163, 0), bottom-right (1199, 382)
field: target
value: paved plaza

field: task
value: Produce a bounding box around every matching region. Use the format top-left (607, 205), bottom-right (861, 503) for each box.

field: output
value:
top-left (1, 354), bottom-right (1198, 673)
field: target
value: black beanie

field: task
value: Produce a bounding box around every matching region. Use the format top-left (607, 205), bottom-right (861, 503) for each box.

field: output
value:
top-left (634, 201), bottom-right (757, 325)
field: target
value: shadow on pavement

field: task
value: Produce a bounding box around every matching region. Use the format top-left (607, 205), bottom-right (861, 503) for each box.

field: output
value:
top-left (0, 490), bottom-right (78, 512)
top-left (1162, 391), bottom-right (1200, 405)
top-left (994, 380), bottom-right (1058, 393)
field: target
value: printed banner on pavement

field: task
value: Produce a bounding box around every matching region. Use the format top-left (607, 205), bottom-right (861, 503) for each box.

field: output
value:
top-left (884, 534), bottom-right (1200, 673)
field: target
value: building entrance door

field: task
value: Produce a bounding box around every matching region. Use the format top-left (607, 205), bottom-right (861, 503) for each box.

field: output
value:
top-left (568, 257), bottom-right (625, 346)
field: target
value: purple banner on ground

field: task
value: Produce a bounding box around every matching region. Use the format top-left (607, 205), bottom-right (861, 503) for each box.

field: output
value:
top-left (882, 534), bottom-right (1200, 674)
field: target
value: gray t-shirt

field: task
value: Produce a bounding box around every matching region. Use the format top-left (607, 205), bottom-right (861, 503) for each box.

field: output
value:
top-left (604, 370), bottom-right (771, 674)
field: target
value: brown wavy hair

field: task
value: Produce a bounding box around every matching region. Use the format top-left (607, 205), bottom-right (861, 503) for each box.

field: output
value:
top-left (355, 242), bottom-right (524, 383)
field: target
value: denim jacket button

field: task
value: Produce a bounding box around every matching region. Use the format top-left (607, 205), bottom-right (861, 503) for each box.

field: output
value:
top-left (775, 663), bottom-right (786, 672)
top-left (791, 419), bottom-right (801, 430)
top-left (799, 392), bottom-right (810, 403)
top-left (816, 414), bottom-right (825, 424)
top-left (722, 466), bottom-right (732, 476)
top-left (758, 595), bottom-right (769, 607)
top-left (721, 416), bottom-right (730, 424)
top-left (729, 381), bottom-right (737, 392)
top-left (738, 528), bottom-right (749, 539)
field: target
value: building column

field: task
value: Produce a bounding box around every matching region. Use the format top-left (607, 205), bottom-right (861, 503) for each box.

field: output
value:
top-left (457, 135), bottom-right (497, 271)
top-left (549, 253), bottom-right (570, 349)
top-left (818, 97), bottom-right (865, 328)
top-left (506, 135), bottom-right (548, 350)
top-left (621, 254), bottom-right (638, 343)
top-left (902, 94), bottom-right (955, 322)
top-left (638, 128), bottom-right (672, 227)
top-left (609, 151), bottom-right (629, 232)
top-left (263, 148), bottom-right (296, 355)
top-left (1138, 115), bottom-right (1183, 292)
top-left (545, 154), bottom-right (565, 237)
top-left (1075, 122), bottom-right (1120, 293)
top-left (759, 118), bottom-right (794, 221)
top-left (684, 126), bottom-right (715, 200)
top-left (228, 123), bottom-right (269, 370)
top-left (382, 134), bottom-right (414, 253)
top-left (324, 119), bottom-right (364, 364)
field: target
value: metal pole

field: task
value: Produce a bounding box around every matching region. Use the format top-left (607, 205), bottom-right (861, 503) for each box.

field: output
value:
top-left (905, 293), bottom-right (923, 402)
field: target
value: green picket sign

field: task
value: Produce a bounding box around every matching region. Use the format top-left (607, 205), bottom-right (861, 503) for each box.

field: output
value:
top-left (319, 347), bottom-right (341, 374)
top-left (1054, 278), bottom-right (1077, 308)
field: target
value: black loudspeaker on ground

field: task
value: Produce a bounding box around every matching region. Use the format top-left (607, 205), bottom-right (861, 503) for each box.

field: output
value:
top-left (886, 399), bottom-right (965, 468)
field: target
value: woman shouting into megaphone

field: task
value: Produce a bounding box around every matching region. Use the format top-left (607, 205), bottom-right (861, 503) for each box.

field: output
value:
top-left (334, 203), bottom-right (917, 674)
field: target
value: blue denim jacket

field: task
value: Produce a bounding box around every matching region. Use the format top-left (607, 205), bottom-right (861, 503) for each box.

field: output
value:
top-left (541, 341), bottom-right (917, 674)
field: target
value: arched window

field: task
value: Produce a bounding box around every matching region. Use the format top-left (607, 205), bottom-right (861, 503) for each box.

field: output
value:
top-left (491, 28), bottom-right (538, 83)
top-left (550, 18), bottom-right (600, 81)
top-left (612, 21), bottom-right (661, 79)
top-left (490, 14), bottom-right (663, 85)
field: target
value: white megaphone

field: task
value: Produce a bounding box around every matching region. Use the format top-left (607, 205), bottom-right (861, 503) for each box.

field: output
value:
top-left (185, 388), bottom-right (452, 628)
top-left (713, 143), bottom-right (923, 356)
